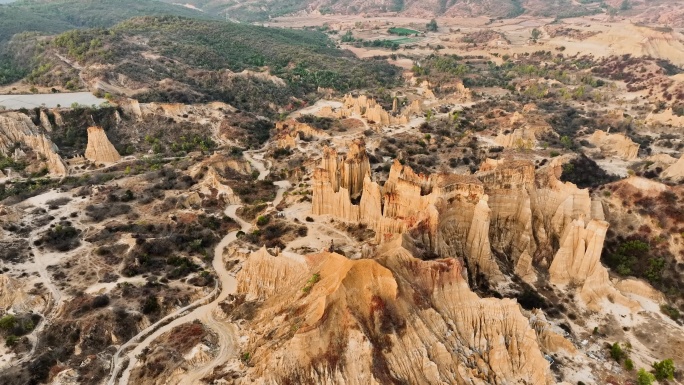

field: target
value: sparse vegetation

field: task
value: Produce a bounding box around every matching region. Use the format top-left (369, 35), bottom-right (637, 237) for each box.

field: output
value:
top-left (637, 368), bottom-right (655, 385)
top-left (660, 304), bottom-right (680, 321)
top-left (302, 273), bottom-right (321, 293)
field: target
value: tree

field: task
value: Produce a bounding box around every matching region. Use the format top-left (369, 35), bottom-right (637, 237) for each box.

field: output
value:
top-left (625, 358), bottom-right (634, 371)
top-left (637, 368), bottom-right (655, 385)
top-left (652, 359), bottom-right (675, 381)
top-left (620, 0), bottom-right (632, 11)
top-left (531, 28), bottom-right (541, 42)
top-left (426, 19), bottom-right (438, 32)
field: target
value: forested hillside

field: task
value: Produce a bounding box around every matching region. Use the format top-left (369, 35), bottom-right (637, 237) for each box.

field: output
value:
top-left (0, 0), bottom-right (216, 84)
top-left (13, 16), bottom-right (400, 115)
top-left (161, 0), bottom-right (605, 21)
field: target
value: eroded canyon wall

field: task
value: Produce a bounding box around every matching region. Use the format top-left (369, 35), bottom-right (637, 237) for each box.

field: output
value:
top-left (312, 142), bottom-right (641, 310)
top-left (235, 246), bottom-right (555, 385)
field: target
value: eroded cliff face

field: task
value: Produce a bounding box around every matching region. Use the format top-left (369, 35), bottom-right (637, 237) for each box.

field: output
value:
top-left (0, 275), bottom-right (47, 313)
top-left (189, 153), bottom-right (251, 205)
top-left (236, 245), bottom-right (554, 385)
top-left (547, 218), bottom-right (639, 311)
top-left (312, 141), bottom-right (505, 283)
top-left (84, 126), bottom-right (121, 163)
top-left (0, 112), bottom-right (68, 175)
top-left (312, 142), bottom-right (652, 311)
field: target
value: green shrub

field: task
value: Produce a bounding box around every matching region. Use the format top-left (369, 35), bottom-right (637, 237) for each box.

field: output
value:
top-left (660, 304), bottom-right (680, 321)
top-left (5, 335), bottom-right (18, 347)
top-left (652, 359), bottom-right (675, 380)
top-left (625, 358), bottom-right (634, 371)
top-left (256, 215), bottom-right (270, 226)
top-left (0, 315), bottom-right (17, 330)
top-left (606, 240), bottom-right (649, 277)
top-left (637, 368), bottom-right (655, 385)
top-left (610, 342), bottom-right (626, 361)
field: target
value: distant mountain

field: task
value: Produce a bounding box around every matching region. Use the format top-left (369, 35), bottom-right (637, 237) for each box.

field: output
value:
top-left (161, 0), bottom-right (684, 24)
top-left (159, 0), bottom-right (605, 21)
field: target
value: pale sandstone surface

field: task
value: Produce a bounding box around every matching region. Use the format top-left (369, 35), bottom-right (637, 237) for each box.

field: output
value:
top-left (645, 108), bottom-right (684, 127)
top-left (236, 246), bottom-right (554, 385)
top-left (274, 119), bottom-right (330, 149)
top-left (312, 141), bottom-right (505, 283)
top-left (0, 275), bottom-right (47, 313)
top-left (312, 141), bottom-right (618, 289)
top-left (586, 130), bottom-right (640, 160)
top-left (615, 279), bottom-right (665, 303)
top-left (84, 126), bottom-right (121, 163)
top-left (189, 153), bottom-right (251, 205)
top-left (661, 153), bottom-right (684, 181)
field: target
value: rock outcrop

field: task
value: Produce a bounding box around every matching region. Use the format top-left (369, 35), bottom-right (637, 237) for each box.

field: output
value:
top-left (236, 246), bottom-right (554, 385)
top-left (645, 108), bottom-right (684, 127)
top-left (189, 154), bottom-right (249, 205)
top-left (274, 119), bottom-right (329, 149)
top-left (318, 94), bottom-right (423, 127)
top-left (84, 126), bottom-right (121, 163)
top-left (0, 275), bottom-right (46, 313)
top-left (528, 309), bottom-right (577, 355)
top-left (662, 153), bottom-right (684, 181)
top-left (547, 218), bottom-right (637, 310)
top-left (586, 130), bottom-right (640, 160)
top-left (0, 112), bottom-right (67, 175)
top-left (494, 111), bottom-right (552, 149)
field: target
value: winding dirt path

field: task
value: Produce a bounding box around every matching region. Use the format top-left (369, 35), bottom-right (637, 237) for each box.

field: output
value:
top-left (107, 150), bottom-right (287, 385)
top-left (113, 204), bottom-right (250, 385)
top-left (11, 191), bottom-right (76, 366)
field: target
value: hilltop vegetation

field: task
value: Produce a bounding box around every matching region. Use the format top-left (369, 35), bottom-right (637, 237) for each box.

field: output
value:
top-left (27, 16), bottom-right (400, 115)
top-left (0, 0), bottom-right (212, 45)
top-left (0, 0), bottom-right (215, 83)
